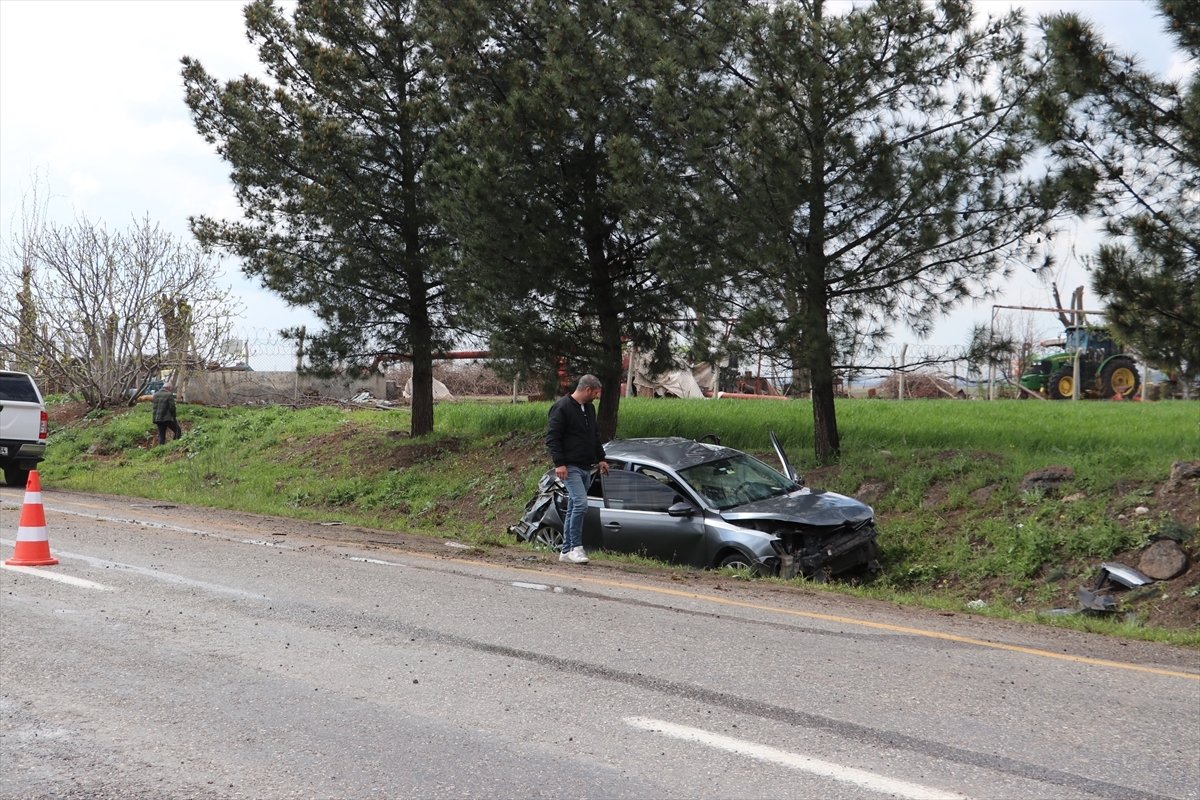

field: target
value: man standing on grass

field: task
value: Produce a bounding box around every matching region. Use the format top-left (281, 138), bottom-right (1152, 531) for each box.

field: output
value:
top-left (152, 383), bottom-right (182, 446)
top-left (546, 374), bottom-right (609, 564)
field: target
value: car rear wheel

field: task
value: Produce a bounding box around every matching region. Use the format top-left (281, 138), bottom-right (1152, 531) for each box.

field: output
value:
top-left (4, 467), bottom-right (30, 488)
top-left (532, 525), bottom-right (564, 553)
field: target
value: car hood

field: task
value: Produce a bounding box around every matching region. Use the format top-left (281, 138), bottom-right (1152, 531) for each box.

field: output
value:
top-left (719, 488), bottom-right (874, 527)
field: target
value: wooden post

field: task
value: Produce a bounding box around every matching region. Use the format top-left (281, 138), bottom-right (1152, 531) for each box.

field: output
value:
top-left (898, 343), bottom-right (907, 400)
top-left (295, 325), bottom-right (305, 405)
top-left (626, 346), bottom-right (635, 397)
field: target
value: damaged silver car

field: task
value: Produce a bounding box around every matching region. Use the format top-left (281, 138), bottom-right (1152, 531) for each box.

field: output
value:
top-left (510, 433), bottom-right (880, 579)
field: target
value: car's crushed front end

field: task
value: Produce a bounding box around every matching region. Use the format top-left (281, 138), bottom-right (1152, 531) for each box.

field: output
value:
top-left (719, 489), bottom-right (880, 579)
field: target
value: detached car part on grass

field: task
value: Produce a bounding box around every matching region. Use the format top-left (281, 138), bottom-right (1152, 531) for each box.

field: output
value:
top-left (510, 434), bottom-right (880, 580)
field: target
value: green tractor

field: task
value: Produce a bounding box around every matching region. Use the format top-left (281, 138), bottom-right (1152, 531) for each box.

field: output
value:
top-left (1020, 327), bottom-right (1141, 400)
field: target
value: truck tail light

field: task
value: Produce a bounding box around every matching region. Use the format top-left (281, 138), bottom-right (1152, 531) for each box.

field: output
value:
top-left (40, 410), bottom-right (48, 439)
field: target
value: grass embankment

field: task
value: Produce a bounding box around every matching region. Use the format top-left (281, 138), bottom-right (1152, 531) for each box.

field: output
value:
top-left (40, 397), bottom-right (1200, 644)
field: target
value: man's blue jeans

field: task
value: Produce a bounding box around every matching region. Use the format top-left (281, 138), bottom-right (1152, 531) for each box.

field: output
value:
top-left (562, 466), bottom-right (591, 553)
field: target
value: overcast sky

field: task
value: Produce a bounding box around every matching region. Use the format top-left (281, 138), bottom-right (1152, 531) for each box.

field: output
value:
top-left (0, 0), bottom-right (1189, 355)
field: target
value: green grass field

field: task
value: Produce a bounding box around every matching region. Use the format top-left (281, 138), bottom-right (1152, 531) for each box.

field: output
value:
top-left (37, 396), bottom-right (1200, 644)
top-left (442, 397), bottom-right (1196, 475)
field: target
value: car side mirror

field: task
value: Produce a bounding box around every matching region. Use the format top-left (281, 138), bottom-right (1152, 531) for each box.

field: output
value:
top-left (667, 501), bottom-right (696, 517)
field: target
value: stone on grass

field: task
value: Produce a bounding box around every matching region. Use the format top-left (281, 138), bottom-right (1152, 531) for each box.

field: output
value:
top-left (854, 481), bottom-right (887, 503)
top-left (971, 485), bottom-right (995, 505)
top-left (1139, 540), bottom-right (1189, 581)
top-left (1169, 461), bottom-right (1200, 482)
top-left (1020, 465), bottom-right (1075, 493)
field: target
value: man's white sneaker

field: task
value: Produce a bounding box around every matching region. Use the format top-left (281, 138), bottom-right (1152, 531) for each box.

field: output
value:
top-left (559, 549), bottom-right (572, 562)
top-left (566, 546), bottom-right (589, 564)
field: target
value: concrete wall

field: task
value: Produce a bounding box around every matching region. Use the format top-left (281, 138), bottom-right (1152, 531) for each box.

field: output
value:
top-left (183, 371), bottom-right (390, 406)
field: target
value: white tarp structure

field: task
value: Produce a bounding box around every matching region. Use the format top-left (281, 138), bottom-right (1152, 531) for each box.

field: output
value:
top-left (691, 361), bottom-right (721, 394)
top-left (629, 351), bottom-right (705, 398)
top-left (402, 376), bottom-right (455, 401)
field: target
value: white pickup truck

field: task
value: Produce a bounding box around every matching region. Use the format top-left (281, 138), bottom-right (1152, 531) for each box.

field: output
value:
top-left (0, 371), bottom-right (48, 487)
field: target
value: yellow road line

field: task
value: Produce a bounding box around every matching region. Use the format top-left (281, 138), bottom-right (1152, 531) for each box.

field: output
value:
top-left (432, 555), bottom-right (1200, 681)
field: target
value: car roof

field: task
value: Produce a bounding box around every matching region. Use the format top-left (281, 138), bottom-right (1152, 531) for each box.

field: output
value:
top-left (604, 437), bottom-right (745, 470)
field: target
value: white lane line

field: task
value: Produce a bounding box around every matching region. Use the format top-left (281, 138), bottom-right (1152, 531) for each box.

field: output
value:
top-left (1, 564), bottom-right (110, 591)
top-left (34, 506), bottom-right (297, 549)
top-left (0, 539), bottom-right (268, 600)
top-left (625, 717), bottom-right (970, 800)
top-left (348, 556), bottom-right (407, 567)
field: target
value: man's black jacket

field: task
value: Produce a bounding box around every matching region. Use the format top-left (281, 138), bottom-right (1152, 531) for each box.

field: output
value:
top-left (546, 394), bottom-right (606, 467)
top-left (152, 389), bottom-right (177, 423)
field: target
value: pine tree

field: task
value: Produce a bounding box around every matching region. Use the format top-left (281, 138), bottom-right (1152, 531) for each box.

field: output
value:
top-left (182, 0), bottom-right (457, 435)
top-left (1035, 2), bottom-right (1198, 381)
top-left (696, 0), bottom-right (1061, 461)
top-left (427, 0), bottom-right (734, 439)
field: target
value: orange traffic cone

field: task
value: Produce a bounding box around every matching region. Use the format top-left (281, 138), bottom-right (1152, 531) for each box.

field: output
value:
top-left (5, 470), bottom-right (57, 566)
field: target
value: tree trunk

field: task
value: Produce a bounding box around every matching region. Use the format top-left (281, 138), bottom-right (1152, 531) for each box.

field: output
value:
top-left (595, 310), bottom-right (623, 442)
top-left (591, 270), bottom-right (623, 441)
top-left (583, 137), bottom-right (622, 443)
top-left (810, 359), bottom-right (839, 461)
top-left (403, 124), bottom-right (435, 438)
top-left (803, 269), bottom-right (839, 461)
top-left (804, 0), bottom-right (839, 462)
top-left (407, 264), bottom-right (435, 437)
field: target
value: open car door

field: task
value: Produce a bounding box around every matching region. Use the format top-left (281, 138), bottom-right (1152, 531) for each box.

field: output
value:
top-left (770, 430), bottom-right (800, 484)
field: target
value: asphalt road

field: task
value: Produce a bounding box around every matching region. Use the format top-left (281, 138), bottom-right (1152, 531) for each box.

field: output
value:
top-left (2, 487), bottom-right (1198, 800)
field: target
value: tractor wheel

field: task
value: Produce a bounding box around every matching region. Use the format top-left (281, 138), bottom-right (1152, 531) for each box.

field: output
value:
top-left (1101, 358), bottom-right (1140, 398)
top-left (1047, 366), bottom-right (1075, 400)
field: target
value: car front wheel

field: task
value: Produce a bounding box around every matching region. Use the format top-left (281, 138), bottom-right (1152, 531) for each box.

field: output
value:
top-left (717, 551), bottom-right (762, 576)
top-left (532, 525), bottom-right (564, 553)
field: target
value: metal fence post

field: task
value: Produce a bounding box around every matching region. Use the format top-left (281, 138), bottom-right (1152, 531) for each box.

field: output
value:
top-left (1072, 347), bottom-right (1081, 401)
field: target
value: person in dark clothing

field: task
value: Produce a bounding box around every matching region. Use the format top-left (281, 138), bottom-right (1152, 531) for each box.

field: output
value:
top-left (546, 374), bottom-right (609, 563)
top-left (152, 383), bottom-right (182, 445)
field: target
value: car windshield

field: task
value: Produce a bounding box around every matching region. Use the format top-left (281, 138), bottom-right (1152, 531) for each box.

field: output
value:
top-left (678, 455), bottom-right (799, 510)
